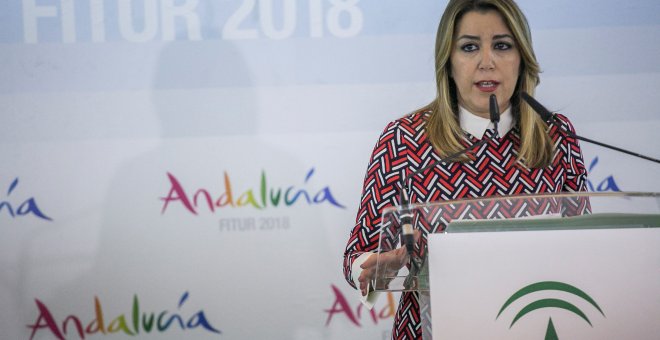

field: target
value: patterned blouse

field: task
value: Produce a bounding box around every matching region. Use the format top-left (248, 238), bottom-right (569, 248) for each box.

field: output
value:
top-left (343, 109), bottom-right (588, 339)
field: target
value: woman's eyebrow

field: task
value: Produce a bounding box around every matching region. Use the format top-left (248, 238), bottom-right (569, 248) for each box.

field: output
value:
top-left (493, 34), bottom-right (514, 40)
top-left (456, 34), bottom-right (480, 41)
top-left (456, 34), bottom-right (514, 41)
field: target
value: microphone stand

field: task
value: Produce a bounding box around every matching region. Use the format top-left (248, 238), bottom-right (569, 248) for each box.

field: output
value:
top-left (521, 92), bottom-right (660, 164)
top-left (400, 94), bottom-right (501, 289)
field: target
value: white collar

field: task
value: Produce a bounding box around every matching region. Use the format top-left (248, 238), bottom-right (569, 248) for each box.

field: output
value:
top-left (459, 106), bottom-right (514, 138)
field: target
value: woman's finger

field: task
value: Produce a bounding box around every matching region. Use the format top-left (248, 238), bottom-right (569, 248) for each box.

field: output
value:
top-left (360, 253), bottom-right (377, 269)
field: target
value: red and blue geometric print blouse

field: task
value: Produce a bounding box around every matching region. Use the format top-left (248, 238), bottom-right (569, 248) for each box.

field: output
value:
top-left (343, 109), bottom-right (589, 339)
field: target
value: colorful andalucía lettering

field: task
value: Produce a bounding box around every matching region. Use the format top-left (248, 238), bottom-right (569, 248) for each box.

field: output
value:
top-left (160, 168), bottom-right (345, 214)
top-left (27, 292), bottom-right (220, 339)
top-left (324, 284), bottom-right (396, 327)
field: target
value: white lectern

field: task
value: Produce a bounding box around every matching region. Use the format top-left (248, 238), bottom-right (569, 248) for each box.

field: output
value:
top-left (373, 192), bottom-right (660, 339)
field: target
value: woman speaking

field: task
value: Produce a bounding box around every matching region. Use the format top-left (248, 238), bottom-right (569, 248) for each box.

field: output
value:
top-left (342, 0), bottom-right (589, 338)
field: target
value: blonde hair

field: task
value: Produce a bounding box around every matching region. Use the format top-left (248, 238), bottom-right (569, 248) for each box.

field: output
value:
top-left (425, 0), bottom-right (553, 168)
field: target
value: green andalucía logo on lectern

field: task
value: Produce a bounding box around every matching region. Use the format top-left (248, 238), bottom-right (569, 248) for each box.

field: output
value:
top-left (496, 281), bottom-right (605, 340)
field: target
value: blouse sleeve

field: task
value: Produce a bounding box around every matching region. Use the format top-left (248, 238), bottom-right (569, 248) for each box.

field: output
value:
top-left (342, 120), bottom-right (406, 289)
top-left (554, 114), bottom-right (590, 215)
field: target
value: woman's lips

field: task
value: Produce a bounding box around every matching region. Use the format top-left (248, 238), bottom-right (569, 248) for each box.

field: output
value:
top-left (475, 81), bottom-right (500, 92)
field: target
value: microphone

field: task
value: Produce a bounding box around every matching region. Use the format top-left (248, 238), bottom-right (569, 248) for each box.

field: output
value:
top-left (521, 92), bottom-right (660, 164)
top-left (399, 95), bottom-right (502, 256)
top-left (490, 94), bottom-right (500, 138)
top-left (520, 92), bottom-right (553, 122)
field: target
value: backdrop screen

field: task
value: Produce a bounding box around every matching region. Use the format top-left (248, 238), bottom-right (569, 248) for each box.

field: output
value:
top-left (1, 1), bottom-right (659, 339)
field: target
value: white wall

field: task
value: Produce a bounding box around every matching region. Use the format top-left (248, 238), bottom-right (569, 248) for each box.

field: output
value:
top-left (1, 1), bottom-right (658, 339)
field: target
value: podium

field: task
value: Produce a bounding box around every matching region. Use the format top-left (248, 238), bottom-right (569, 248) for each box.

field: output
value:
top-left (373, 192), bottom-right (660, 339)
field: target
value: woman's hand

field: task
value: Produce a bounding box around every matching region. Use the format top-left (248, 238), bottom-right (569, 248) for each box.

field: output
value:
top-left (358, 247), bottom-right (409, 296)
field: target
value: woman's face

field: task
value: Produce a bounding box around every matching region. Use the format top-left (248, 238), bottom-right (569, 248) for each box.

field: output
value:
top-left (450, 10), bottom-right (521, 118)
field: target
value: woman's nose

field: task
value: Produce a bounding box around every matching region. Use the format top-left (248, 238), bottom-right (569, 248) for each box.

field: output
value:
top-left (479, 49), bottom-right (495, 70)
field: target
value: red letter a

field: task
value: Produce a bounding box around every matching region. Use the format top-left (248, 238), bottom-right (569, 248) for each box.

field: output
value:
top-left (324, 285), bottom-right (360, 327)
top-left (160, 172), bottom-right (197, 214)
top-left (27, 299), bottom-right (65, 340)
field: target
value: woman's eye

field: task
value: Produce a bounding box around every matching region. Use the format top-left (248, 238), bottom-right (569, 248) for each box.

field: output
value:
top-left (461, 43), bottom-right (478, 52)
top-left (494, 42), bottom-right (513, 50)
